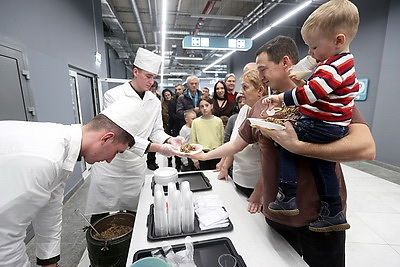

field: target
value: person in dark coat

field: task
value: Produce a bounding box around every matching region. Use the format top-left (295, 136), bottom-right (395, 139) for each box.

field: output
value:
top-left (176, 76), bottom-right (203, 119)
top-left (168, 84), bottom-right (185, 137)
top-left (168, 84), bottom-right (185, 171)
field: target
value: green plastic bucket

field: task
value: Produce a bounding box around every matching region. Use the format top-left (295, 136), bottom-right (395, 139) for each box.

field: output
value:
top-left (86, 213), bottom-right (135, 267)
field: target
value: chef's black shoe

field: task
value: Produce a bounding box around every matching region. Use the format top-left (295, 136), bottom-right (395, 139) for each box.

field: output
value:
top-left (147, 163), bottom-right (159, 170)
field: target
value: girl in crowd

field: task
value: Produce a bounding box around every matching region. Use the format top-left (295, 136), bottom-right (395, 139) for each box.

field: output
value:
top-left (191, 95), bottom-right (224, 170)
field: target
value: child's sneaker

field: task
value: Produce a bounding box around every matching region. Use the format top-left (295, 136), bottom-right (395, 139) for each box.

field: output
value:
top-left (309, 202), bottom-right (350, 232)
top-left (268, 190), bottom-right (299, 216)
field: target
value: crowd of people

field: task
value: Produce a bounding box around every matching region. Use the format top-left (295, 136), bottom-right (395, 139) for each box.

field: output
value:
top-left (156, 73), bottom-right (243, 173)
top-left (0, 1), bottom-right (377, 267)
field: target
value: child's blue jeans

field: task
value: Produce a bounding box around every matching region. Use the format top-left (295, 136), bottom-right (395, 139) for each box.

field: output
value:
top-left (280, 117), bottom-right (349, 197)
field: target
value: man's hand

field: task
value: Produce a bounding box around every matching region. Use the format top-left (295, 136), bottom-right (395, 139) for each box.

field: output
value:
top-left (255, 122), bottom-right (301, 154)
top-left (158, 144), bottom-right (180, 157)
top-left (168, 136), bottom-right (185, 147)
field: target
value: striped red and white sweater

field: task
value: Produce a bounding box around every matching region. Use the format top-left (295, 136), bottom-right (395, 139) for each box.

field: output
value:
top-left (283, 53), bottom-right (359, 126)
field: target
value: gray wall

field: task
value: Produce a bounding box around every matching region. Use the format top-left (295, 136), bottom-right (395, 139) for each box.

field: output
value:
top-left (372, 0), bottom-right (400, 167)
top-left (0, 0), bottom-right (107, 123)
top-left (229, 0), bottom-right (399, 168)
top-left (0, 0), bottom-right (108, 196)
top-left (106, 44), bottom-right (130, 79)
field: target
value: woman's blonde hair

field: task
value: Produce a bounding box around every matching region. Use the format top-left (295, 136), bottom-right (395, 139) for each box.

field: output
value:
top-left (301, 0), bottom-right (359, 42)
top-left (240, 69), bottom-right (267, 96)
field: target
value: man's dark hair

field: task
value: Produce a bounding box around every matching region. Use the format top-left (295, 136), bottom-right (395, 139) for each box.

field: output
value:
top-left (256, 35), bottom-right (299, 65)
top-left (88, 114), bottom-right (135, 147)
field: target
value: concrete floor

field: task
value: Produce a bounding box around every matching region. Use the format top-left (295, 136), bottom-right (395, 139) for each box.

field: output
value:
top-left (26, 159), bottom-right (400, 266)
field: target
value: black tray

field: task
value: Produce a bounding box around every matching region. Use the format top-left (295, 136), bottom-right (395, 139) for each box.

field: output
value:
top-left (147, 204), bottom-right (233, 241)
top-left (151, 172), bottom-right (212, 196)
top-left (132, 237), bottom-right (247, 267)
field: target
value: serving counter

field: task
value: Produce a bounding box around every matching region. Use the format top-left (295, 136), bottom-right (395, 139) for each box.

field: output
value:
top-left (126, 170), bottom-right (307, 267)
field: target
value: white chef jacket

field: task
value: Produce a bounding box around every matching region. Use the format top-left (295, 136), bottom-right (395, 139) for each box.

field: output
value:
top-left (0, 121), bottom-right (81, 267)
top-left (231, 105), bottom-right (261, 188)
top-left (85, 82), bottom-right (170, 214)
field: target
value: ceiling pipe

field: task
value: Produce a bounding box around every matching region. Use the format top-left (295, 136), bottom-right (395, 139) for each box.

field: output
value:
top-left (129, 0), bottom-right (147, 46)
top-left (165, 30), bottom-right (224, 36)
top-left (231, 0), bottom-right (284, 38)
top-left (224, 2), bottom-right (264, 38)
top-left (147, 0), bottom-right (157, 44)
top-left (205, 1), bottom-right (281, 65)
top-left (192, 1), bottom-right (217, 36)
top-left (173, 0), bottom-right (183, 28)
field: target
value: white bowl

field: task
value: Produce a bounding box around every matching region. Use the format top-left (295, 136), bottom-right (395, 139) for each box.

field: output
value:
top-left (153, 167), bottom-right (178, 185)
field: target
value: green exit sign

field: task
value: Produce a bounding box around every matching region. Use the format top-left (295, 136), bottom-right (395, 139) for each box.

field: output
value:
top-left (182, 36), bottom-right (252, 51)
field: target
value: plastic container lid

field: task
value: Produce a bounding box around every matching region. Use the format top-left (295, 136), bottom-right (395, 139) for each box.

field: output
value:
top-left (154, 167), bottom-right (178, 185)
top-left (131, 256), bottom-right (171, 267)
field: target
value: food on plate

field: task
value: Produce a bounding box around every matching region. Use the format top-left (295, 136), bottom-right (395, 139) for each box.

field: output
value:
top-left (264, 117), bottom-right (285, 126)
top-left (180, 144), bottom-right (198, 153)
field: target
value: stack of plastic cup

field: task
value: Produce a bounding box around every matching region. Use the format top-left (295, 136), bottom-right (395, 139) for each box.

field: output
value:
top-left (168, 185), bottom-right (181, 235)
top-left (154, 189), bottom-right (168, 237)
top-left (181, 190), bottom-right (194, 233)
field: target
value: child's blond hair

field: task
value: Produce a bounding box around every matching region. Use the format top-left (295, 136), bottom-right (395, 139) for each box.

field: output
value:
top-left (301, 0), bottom-right (359, 42)
top-left (183, 110), bottom-right (196, 119)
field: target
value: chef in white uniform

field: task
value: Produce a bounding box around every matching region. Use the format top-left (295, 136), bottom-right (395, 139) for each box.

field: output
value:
top-left (0, 97), bottom-right (145, 267)
top-left (85, 48), bottom-right (184, 218)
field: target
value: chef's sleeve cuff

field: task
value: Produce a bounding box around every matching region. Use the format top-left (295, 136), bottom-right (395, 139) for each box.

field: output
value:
top-left (37, 255), bottom-right (60, 266)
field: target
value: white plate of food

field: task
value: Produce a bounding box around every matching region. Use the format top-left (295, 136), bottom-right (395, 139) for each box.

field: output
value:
top-left (179, 143), bottom-right (203, 155)
top-left (248, 118), bottom-right (286, 130)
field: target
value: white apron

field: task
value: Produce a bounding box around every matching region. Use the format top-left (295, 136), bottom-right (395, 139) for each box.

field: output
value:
top-left (85, 82), bottom-right (170, 214)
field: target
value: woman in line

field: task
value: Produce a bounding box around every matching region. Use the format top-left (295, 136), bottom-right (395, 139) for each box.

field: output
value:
top-left (217, 69), bottom-right (267, 212)
top-left (212, 81), bottom-right (235, 118)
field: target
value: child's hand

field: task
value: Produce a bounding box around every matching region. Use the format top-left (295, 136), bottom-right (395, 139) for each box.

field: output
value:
top-left (288, 66), bottom-right (306, 87)
top-left (261, 94), bottom-right (281, 117)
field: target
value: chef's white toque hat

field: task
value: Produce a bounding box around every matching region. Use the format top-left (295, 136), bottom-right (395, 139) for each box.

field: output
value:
top-left (101, 97), bottom-right (145, 137)
top-left (134, 47), bottom-right (162, 75)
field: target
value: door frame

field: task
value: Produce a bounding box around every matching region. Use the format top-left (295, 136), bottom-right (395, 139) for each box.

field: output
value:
top-left (0, 38), bottom-right (36, 121)
top-left (68, 67), bottom-right (100, 178)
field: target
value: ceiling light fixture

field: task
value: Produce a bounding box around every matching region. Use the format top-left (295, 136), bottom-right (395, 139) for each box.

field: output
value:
top-left (202, 0), bottom-right (312, 73)
top-left (203, 70), bottom-right (228, 74)
top-left (169, 72), bottom-right (189, 76)
top-left (190, 14), bottom-right (243, 21)
top-left (160, 0), bottom-right (167, 86)
top-left (175, 56), bottom-right (203, 61)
